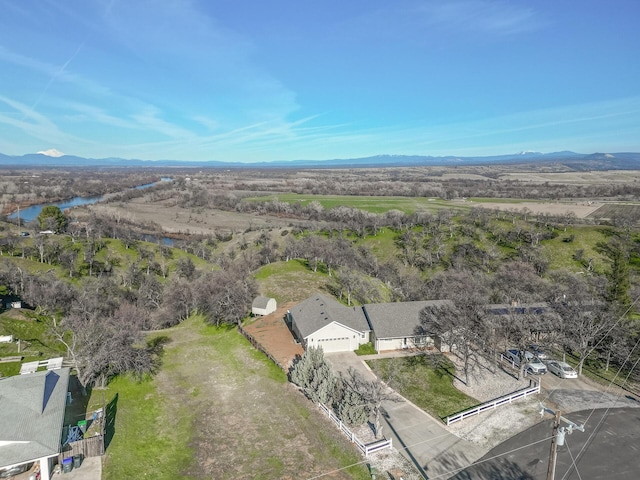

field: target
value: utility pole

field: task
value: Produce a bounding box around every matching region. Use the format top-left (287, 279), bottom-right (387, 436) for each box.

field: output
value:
top-left (540, 404), bottom-right (585, 480)
top-left (546, 410), bottom-right (561, 480)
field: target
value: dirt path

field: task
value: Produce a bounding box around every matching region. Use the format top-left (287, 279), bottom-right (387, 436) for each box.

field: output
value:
top-left (153, 318), bottom-right (368, 479)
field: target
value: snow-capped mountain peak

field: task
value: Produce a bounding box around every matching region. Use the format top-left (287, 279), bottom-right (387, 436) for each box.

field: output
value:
top-left (37, 148), bottom-right (65, 157)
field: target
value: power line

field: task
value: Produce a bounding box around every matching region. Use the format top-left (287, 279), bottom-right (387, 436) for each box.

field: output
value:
top-left (559, 335), bottom-right (640, 480)
top-left (307, 293), bottom-right (640, 480)
top-left (564, 438), bottom-right (584, 480)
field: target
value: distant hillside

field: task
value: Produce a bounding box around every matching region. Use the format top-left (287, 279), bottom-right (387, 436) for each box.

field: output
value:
top-left (0, 151), bottom-right (638, 170)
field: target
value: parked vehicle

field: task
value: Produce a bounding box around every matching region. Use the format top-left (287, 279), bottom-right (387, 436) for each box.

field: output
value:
top-left (505, 349), bottom-right (547, 374)
top-left (547, 361), bottom-right (578, 379)
top-left (0, 462), bottom-right (32, 478)
top-left (528, 344), bottom-right (549, 360)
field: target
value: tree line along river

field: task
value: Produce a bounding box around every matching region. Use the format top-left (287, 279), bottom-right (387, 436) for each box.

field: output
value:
top-left (7, 178), bottom-right (172, 223)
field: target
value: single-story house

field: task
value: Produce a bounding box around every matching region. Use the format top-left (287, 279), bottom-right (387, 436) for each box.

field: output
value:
top-left (485, 302), bottom-right (561, 342)
top-left (0, 367), bottom-right (71, 480)
top-left (288, 294), bottom-right (371, 353)
top-left (363, 300), bottom-right (451, 352)
top-left (252, 296), bottom-right (277, 316)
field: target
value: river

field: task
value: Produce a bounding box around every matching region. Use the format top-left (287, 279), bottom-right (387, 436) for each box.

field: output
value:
top-left (8, 178), bottom-right (172, 223)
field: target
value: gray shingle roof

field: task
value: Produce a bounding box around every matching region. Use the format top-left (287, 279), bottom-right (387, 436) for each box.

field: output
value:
top-left (0, 367), bottom-right (70, 467)
top-left (289, 294), bottom-right (370, 339)
top-left (252, 296), bottom-right (273, 309)
top-left (364, 300), bottom-right (451, 339)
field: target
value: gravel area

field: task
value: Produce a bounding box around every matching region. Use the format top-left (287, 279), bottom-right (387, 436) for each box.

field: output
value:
top-left (348, 422), bottom-right (424, 480)
top-left (445, 353), bottom-right (546, 450)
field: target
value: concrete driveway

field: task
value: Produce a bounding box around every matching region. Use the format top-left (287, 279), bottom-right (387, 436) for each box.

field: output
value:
top-left (51, 456), bottom-right (101, 480)
top-left (325, 351), bottom-right (486, 479)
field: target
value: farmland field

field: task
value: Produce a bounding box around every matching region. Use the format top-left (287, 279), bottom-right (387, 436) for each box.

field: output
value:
top-left (587, 203), bottom-right (640, 221)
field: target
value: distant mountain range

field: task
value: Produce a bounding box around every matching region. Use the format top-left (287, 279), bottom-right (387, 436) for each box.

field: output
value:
top-left (0, 151), bottom-right (638, 170)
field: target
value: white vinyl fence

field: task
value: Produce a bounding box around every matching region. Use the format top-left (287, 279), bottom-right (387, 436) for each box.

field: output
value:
top-left (318, 403), bottom-right (392, 456)
top-left (445, 380), bottom-right (540, 425)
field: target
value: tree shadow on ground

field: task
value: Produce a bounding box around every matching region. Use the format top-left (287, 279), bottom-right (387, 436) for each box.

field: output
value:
top-left (441, 450), bottom-right (537, 480)
top-left (103, 393), bottom-right (118, 451)
top-left (64, 375), bottom-right (92, 425)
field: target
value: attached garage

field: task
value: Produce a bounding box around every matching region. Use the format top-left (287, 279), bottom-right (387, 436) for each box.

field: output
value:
top-left (289, 294), bottom-right (371, 353)
top-left (306, 321), bottom-right (362, 352)
top-left (317, 336), bottom-right (351, 352)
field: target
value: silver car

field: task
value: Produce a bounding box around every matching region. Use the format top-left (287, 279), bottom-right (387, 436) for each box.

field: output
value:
top-left (529, 344), bottom-right (549, 360)
top-left (505, 349), bottom-right (547, 374)
top-left (547, 361), bottom-right (578, 379)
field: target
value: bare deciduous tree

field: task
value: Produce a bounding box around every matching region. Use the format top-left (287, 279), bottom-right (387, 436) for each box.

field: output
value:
top-left (341, 367), bottom-right (398, 439)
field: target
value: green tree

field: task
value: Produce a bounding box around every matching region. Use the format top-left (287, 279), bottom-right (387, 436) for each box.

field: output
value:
top-left (337, 383), bottom-right (368, 426)
top-left (596, 239), bottom-right (631, 307)
top-left (37, 205), bottom-right (67, 232)
top-left (290, 346), bottom-right (337, 404)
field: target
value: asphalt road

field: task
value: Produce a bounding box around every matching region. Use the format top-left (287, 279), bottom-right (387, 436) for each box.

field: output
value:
top-left (450, 407), bottom-right (640, 479)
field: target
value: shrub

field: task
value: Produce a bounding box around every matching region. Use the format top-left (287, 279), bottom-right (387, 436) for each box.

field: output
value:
top-left (354, 343), bottom-right (377, 356)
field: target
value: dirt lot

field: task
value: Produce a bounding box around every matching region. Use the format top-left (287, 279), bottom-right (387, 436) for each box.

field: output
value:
top-left (464, 199), bottom-right (604, 218)
top-left (242, 302), bottom-right (303, 370)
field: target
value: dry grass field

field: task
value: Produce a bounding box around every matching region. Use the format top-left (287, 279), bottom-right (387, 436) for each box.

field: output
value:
top-left (463, 199), bottom-right (604, 218)
top-left (89, 194), bottom-right (615, 238)
top-left (89, 199), bottom-right (305, 235)
top-left (497, 169), bottom-right (640, 184)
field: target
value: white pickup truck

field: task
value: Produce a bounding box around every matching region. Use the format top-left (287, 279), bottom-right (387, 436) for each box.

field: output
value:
top-left (505, 349), bottom-right (547, 375)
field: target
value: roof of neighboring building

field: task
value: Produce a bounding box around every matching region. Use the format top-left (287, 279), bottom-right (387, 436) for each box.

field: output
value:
top-left (364, 300), bottom-right (452, 339)
top-left (485, 303), bottom-right (550, 315)
top-left (289, 294), bottom-right (370, 339)
top-left (485, 302), bottom-right (560, 332)
top-left (0, 367), bottom-right (70, 467)
top-left (252, 296), bottom-right (275, 309)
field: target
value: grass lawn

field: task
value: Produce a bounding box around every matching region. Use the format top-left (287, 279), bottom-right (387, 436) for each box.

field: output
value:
top-left (100, 374), bottom-right (193, 480)
top-left (254, 259), bottom-right (331, 303)
top-left (366, 354), bottom-right (479, 421)
top-left (0, 308), bottom-right (66, 377)
top-left (101, 316), bottom-right (370, 479)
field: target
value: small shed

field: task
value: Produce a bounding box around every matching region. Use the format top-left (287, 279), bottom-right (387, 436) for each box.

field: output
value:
top-left (252, 296), bottom-right (277, 316)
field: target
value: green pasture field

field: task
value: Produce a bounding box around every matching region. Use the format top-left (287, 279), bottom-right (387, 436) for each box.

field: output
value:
top-left (244, 193), bottom-right (460, 214)
top-left (468, 197), bottom-right (539, 204)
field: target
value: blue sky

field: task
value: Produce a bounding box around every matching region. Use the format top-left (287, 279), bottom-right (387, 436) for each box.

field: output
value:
top-left (1, 0), bottom-right (639, 162)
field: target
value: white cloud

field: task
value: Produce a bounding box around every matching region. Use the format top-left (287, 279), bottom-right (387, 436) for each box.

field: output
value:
top-left (418, 1), bottom-right (545, 35)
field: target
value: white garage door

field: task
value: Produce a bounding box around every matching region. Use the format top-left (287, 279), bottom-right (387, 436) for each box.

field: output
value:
top-left (317, 336), bottom-right (351, 353)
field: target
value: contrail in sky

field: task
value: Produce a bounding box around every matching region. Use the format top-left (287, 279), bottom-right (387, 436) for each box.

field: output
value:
top-left (24, 41), bottom-right (85, 119)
